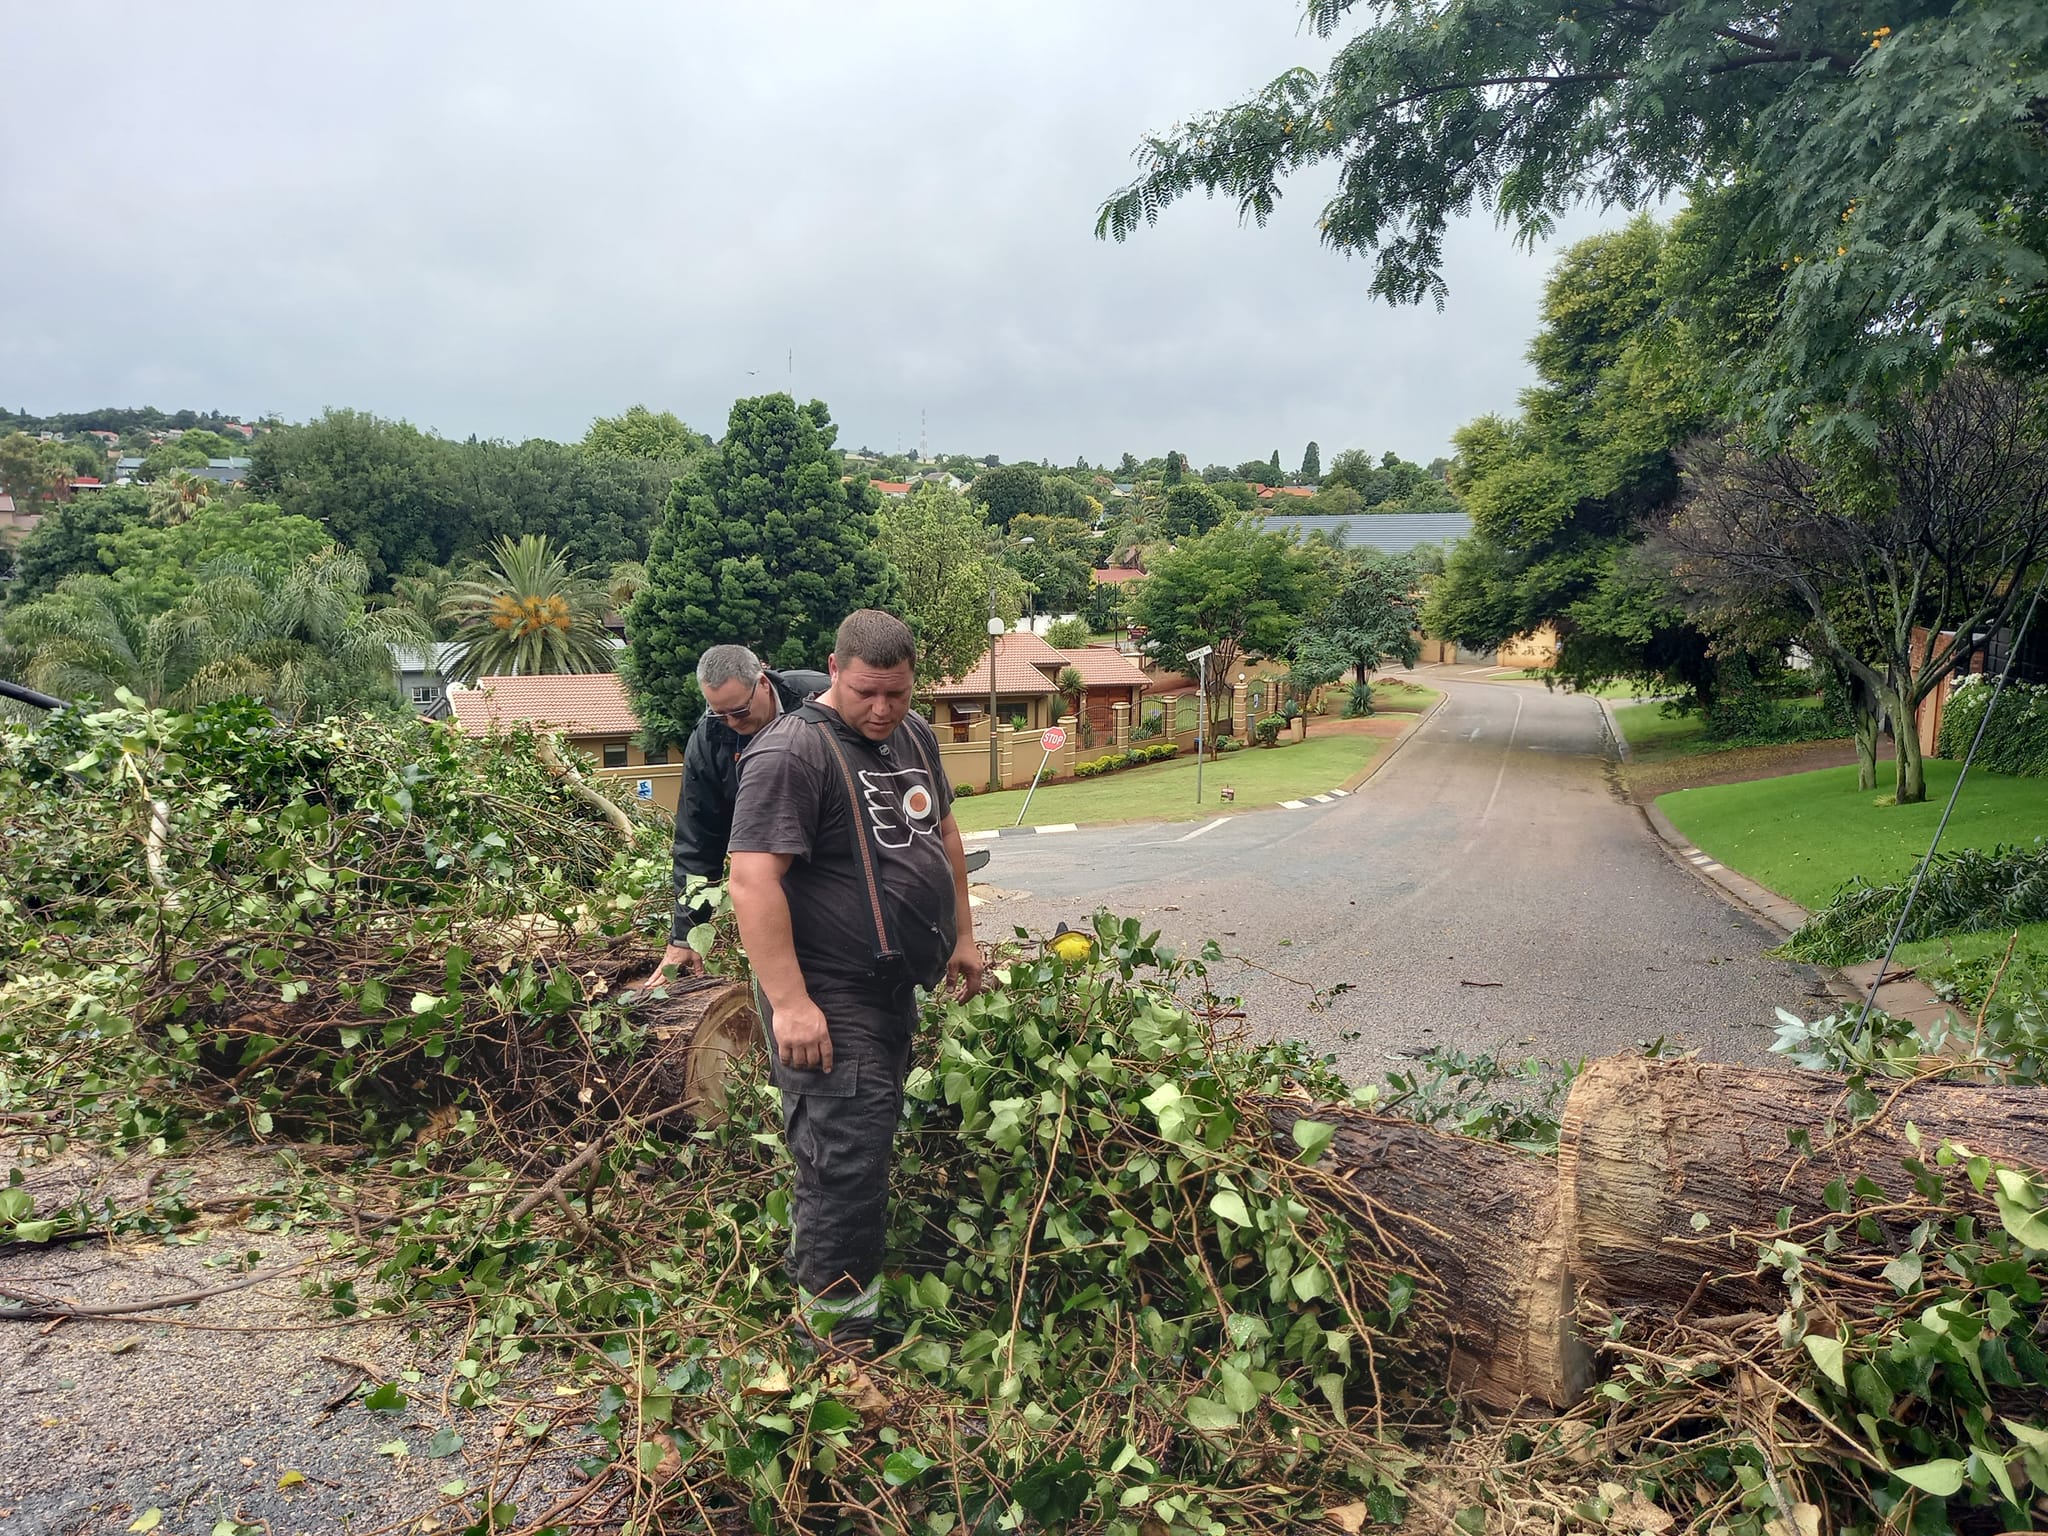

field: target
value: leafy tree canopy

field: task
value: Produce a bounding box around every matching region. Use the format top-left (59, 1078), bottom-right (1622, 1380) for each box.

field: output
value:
top-left (624, 395), bottom-right (897, 743)
top-left (96, 500), bottom-right (335, 614)
top-left (1424, 216), bottom-right (1717, 694)
top-left (967, 463), bottom-right (1052, 530)
top-left (875, 484), bottom-right (1023, 688)
top-left (1130, 519), bottom-right (1325, 709)
top-left (1097, 0), bottom-right (2048, 433)
top-left (582, 405), bottom-right (712, 463)
top-left (4, 486), bottom-right (151, 605)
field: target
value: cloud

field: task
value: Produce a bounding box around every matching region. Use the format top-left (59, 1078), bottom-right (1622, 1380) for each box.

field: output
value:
top-left (1, 0), bottom-right (1635, 463)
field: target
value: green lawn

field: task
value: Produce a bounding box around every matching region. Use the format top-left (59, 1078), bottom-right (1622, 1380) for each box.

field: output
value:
top-left (953, 734), bottom-right (1382, 831)
top-left (1367, 681), bottom-right (1441, 712)
top-left (1613, 701), bottom-right (1708, 754)
top-left (1657, 760), bottom-right (2048, 908)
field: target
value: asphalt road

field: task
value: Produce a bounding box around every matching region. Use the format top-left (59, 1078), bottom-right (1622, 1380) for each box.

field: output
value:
top-left (975, 675), bottom-right (1829, 1081)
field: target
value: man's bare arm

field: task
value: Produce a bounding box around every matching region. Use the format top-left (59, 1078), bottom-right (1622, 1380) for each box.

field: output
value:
top-left (938, 815), bottom-right (985, 999)
top-left (729, 850), bottom-right (835, 1072)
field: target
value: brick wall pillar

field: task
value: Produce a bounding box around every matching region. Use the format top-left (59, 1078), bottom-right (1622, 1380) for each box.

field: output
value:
top-left (996, 722), bottom-right (1017, 787)
top-left (1057, 713), bottom-right (1078, 778)
top-left (1231, 675), bottom-right (1250, 737)
top-left (1111, 701), bottom-right (1131, 751)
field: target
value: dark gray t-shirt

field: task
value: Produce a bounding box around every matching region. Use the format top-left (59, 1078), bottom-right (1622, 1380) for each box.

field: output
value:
top-left (728, 704), bottom-right (958, 998)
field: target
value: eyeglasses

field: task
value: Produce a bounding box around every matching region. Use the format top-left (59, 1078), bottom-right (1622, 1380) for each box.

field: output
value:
top-left (708, 678), bottom-right (763, 722)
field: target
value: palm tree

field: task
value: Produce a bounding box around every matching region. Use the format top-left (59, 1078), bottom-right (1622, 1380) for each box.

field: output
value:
top-left (3, 576), bottom-right (215, 708)
top-left (441, 534), bottom-right (616, 684)
top-left (376, 566), bottom-right (462, 641)
top-left (191, 549), bottom-right (432, 722)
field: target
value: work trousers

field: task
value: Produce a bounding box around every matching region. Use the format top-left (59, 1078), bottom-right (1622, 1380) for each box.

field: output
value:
top-left (763, 982), bottom-right (917, 1344)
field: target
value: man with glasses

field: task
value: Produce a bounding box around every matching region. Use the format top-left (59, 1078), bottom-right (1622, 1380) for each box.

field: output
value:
top-left (637, 645), bottom-right (827, 987)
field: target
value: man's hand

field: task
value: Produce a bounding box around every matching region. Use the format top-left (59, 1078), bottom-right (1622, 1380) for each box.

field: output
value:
top-left (774, 995), bottom-right (834, 1073)
top-left (947, 937), bottom-right (986, 1001)
top-left (632, 943), bottom-right (704, 993)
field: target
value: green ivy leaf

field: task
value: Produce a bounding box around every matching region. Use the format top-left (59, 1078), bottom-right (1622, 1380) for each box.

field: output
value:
top-left (1289, 1119), bottom-right (1335, 1163)
top-left (1208, 1190), bottom-right (1252, 1228)
top-left (1992, 1169), bottom-right (2048, 1250)
top-left (363, 1381), bottom-right (408, 1413)
top-left (882, 1448), bottom-right (937, 1487)
top-left (426, 1427), bottom-right (463, 1458)
top-left (1803, 1334), bottom-right (1847, 1390)
top-left (1183, 1395), bottom-right (1240, 1431)
top-left (1893, 1458), bottom-right (1964, 1496)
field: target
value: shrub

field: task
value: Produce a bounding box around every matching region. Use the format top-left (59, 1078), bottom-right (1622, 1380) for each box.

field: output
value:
top-left (953, 782), bottom-right (975, 798)
top-left (1344, 681), bottom-right (1374, 718)
top-left (1044, 616), bottom-right (1091, 649)
top-left (1937, 674), bottom-right (2048, 776)
top-left (1131, 714), bottom-right (1164, 741)
top-left (1253, 713), bottom-right (1287, 747)
top-left (1215, 735), bottom-right (1241, 753)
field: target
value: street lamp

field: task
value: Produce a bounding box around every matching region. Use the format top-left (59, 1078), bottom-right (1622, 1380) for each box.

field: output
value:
top-left (1187, 645), bottom-right (1213, 802)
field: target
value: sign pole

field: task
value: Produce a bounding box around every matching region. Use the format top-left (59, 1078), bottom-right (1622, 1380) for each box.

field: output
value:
top-left (1185, 644), bottom-right (1213, 806)
top-left (1014, 724), bottom-right (1067, 827)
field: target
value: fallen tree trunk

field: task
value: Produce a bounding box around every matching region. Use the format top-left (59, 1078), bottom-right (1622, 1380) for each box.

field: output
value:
top-left (1266, 1101), bottom-right (1593, 1413)
top-left (1559, 1054), bottom-right (2048, 1319)
top-left (1270, 1056), bottom-right (2048, 1415)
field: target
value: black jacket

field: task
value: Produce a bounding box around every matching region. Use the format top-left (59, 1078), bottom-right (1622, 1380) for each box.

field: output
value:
top-left (669, 668), bottom-right (829, 941)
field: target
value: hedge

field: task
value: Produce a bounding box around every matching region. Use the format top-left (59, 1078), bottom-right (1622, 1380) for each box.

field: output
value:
top-left (1937, 674), bottom-right (2048, 776)
top-left (1073, 743), bottom-right (1180, 778)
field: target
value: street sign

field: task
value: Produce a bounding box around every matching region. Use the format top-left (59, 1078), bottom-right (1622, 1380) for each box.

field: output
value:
top-left (1040, 726), bottom-right (1066, 753)
top-left (636, 779), bottom-right (654, 800)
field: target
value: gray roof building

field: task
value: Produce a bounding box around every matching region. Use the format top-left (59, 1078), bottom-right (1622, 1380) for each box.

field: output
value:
top-left (1258, 510), bottom-right (1472, 556)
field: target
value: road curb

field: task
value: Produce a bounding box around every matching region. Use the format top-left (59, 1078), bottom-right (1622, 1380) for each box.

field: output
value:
top-left (1336, 690), bottom-right (1448, 795)
top-left (1636, 800), bottom-right (1958, 1033)
top-left (961, 824), bottom-right (1077, 841)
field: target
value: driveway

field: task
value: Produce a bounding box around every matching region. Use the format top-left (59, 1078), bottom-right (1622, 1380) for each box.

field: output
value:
top-left (977, 673), bottom-right (1829, 1079)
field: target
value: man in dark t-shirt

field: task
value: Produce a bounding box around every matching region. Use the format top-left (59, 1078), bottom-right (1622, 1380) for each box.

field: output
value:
top-left (728, 609), bottom-right (984, 1354)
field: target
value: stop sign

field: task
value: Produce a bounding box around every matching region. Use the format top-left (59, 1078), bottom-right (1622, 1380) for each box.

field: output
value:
top-left (1040, 726), bottom-right (1067, 753)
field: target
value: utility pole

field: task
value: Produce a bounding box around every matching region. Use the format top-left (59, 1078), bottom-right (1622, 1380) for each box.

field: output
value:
top-left (1186, 645), bottom-right (1213, 803)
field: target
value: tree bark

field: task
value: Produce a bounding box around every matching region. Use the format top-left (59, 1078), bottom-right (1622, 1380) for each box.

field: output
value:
top-left (1264, 1101), bottom-right (1592, 1412)
top-left (1560, 1056), bottom-right (2048, 1318)
top-left (1882, 683), bottom-right (1926, 802)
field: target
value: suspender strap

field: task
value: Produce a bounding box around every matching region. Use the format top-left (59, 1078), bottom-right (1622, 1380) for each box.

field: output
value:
top-left (796, 704), bottom-right (898, 962)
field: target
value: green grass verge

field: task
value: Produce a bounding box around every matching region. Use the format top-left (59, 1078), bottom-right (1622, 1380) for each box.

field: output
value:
top-left (952, 733), bottom-right (1382, 831)
top-left (1613, 701), bottom-right (1708, 754)
top-left (1657, 760), bottom-right (2048, 909)
top-left (1367, 681), bottom-right (1441, 712)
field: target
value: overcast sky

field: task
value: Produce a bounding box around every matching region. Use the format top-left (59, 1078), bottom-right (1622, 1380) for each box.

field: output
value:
top-left (3, 1), bottom-right (1632, 468)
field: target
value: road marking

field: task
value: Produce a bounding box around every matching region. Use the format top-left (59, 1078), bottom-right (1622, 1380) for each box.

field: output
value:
top-left (1037, 823), bottom-right (1077, 834)
top-left (1329, 789), bottom-right (1348, 797)
top-left (1478, 690), bottom-right (1526, 823)
top-left (1280, 799), bottom-right (1309, 809)
top-left (1176, 817), bottom-right (1229, 842)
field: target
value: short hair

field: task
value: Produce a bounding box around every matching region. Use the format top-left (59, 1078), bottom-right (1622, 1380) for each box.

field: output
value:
top-left (696, 644), bottom-right (764, 693)
top-left (833, 610), bottom-right (917, 673)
